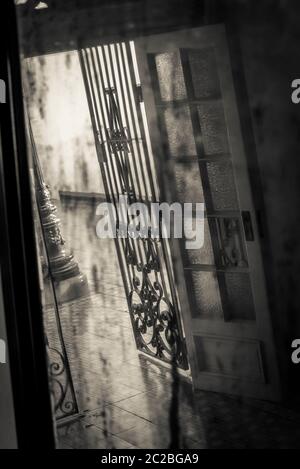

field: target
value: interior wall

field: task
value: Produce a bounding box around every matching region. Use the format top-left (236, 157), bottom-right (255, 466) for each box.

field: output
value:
top-left (225, 0), bottom-right (300, 397)
top-left (27, 51), bottom-right (104, 196)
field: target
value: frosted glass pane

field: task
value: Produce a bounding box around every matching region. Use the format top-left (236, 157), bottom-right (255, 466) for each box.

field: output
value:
top-left (174, 162), bottom-right (204, 203)
top-left (206, 161), bottom-right (239, 210)
top-left (198, 101), bottom-right (229, 155)
top-left (190, 271), bottom-right (223, 318)
top-left (164, 105), bottom-right (196, 157)
top-left (155, 51), bottom-right (187, 101)
top-left (225, 273), bottom-right (255, 320)
top-left (185, 218), bottom-right (215, 265)
top-left (189, 48), bottom-right (221, 99)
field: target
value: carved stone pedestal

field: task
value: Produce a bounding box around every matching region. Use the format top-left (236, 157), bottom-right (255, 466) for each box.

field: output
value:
top-left (37, 182), bottom-right (89, 304)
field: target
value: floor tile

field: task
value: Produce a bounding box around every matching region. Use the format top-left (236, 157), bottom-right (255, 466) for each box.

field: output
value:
top-left (46, 198), bottom-right (300, 449)
top-left (57, 419), bottom-right (132, 449)
top-left (117, 420), bottom-right (171, 449)
top-left (82, 404), bottom-right (151, 434)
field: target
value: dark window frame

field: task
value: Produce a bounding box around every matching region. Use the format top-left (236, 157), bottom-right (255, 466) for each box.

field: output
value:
top-left (0, 0), bottom-right (55, 449)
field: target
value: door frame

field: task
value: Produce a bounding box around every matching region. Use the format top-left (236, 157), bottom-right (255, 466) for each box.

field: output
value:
top-left (0, 0), bottom-right (55, 449)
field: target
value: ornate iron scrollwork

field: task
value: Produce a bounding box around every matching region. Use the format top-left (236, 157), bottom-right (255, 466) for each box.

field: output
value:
top-left (129, 238), bottom-right (188, 368)
top-left (48, 342), bottom-right (78, 419)
top-left (104, 87), bottom-right (188, 369)
top-left (79, 45), bottom-right (188, 369)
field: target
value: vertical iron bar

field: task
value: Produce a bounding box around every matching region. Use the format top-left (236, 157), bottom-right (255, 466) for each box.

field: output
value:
top-left (79, 48), bottom-right (133, 296)
top-left (109, 44), bottom-right (143, 202)
top-left (100, 45), bottom-right (143, 269)
top-left (119, 43), bottom-right (152, 202)
top-left (106, 44), bottom-right (147, 267)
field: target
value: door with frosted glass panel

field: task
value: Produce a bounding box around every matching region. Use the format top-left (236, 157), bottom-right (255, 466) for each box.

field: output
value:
top-left (134, 24), bottom-right (281, 400)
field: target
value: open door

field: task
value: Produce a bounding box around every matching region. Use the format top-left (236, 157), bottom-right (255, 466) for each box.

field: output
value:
top-left (134, 24), bottom-right (281, 401)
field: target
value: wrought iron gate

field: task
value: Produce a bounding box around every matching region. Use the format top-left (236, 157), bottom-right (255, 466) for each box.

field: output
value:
top-left (79, 43), bottom-right (188, 369)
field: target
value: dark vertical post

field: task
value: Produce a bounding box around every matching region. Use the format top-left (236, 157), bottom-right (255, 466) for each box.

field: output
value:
top-left (0, 0), bottom-right (55, 448)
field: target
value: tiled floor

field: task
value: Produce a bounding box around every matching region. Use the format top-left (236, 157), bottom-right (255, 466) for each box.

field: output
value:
top-left (43, 197), bottom-right (300, 449)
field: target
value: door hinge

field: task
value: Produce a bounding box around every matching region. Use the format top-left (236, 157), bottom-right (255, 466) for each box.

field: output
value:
top-left (242, 210), bottom-right (255, 241)
top-left (136, 84), bottom-right (143, 103)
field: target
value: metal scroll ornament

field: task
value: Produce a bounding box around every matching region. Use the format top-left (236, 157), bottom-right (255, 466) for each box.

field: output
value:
top-left (47, 340), bottom-right (78, 419)
top-left (128, 237), bottom-right (188, 368)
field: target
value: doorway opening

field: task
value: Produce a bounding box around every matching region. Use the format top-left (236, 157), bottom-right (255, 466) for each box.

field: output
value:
top-left (23, 26), bottom-right (300, 449)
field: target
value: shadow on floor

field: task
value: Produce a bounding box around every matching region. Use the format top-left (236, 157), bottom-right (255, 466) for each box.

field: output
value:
top-left (43, 197), bottom-right (300, 449)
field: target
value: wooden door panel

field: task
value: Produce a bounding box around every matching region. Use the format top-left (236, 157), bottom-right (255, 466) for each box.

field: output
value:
top-left (134, 24), bottom-right (281, 400)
